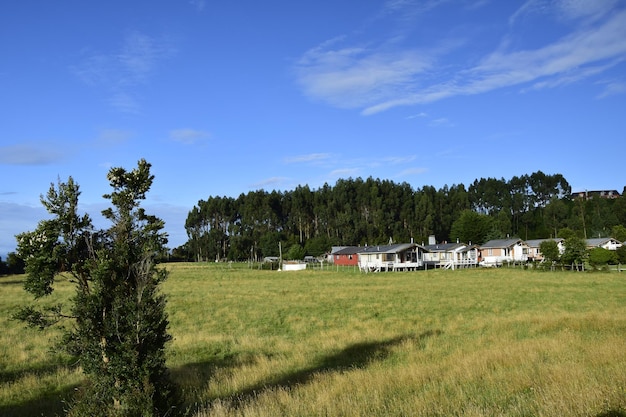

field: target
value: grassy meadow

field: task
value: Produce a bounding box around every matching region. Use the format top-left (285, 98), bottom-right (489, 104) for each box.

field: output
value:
top-left (1, 264), bottom-right (625, 416)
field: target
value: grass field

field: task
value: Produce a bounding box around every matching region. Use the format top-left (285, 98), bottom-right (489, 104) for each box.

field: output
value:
top-left (1, 264), bottom-right (625, 416)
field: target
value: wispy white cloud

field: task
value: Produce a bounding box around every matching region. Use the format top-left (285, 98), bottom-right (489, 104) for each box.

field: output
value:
top-left (364, 8), bottom-right (626, 114)
top-left (169, 128), bottom-right (211, 145)
top-left (95, 129), bottom-right (134, 148)
top-left (249, 177), bottom-right (290, 189)
top-left (383, 155), bottom-right (416, 165)
top-left (108, 92), bottom-right (141, 114)
top-left (396, 167), bottom-right (428, 177)
top-left (295, 2), bottom-right (626, 115)
top-left (429, 117), bottom-right (453, 127)
top-left (596, 80), bottom-right (626, 98)
top-left (406, 112), bottom-right (428, 119)
top-left (406, 111), bottom-right (452, 127)
top-left (511, 0), bottom-right (618, 24)
top-left (284, 153), bottom-right (332, 164)
top-left (295, 44), bottom-right (434, 109)
top-left (328, 168), bottom-right (361, 178)
top-left (189, 0), bottom-right (206, 12)
top-left (72, 31), bottom-right (175, 113)
top-left (381, 0), bottom-right (457, 19)
top-left (0, 142), bottom-right (65, 165)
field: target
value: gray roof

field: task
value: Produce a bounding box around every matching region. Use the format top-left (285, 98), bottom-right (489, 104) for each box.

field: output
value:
top-left (333, 246), bottom-right (362, 255)
top-left (357, 243), bottom-right (417, 254)
top-left (586, 237), bottom-right (622, 247)
top-left (480, 238), bottom-right (524, 249)
top-left (525, 238), bottom-right (564, 247)
top-left (422, 242), bottom-right (465, 252)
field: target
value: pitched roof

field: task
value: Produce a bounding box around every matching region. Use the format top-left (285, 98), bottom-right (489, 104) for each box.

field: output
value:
top-left (525, 238), bottom-right (564, 247)
top-left (333, 246), bottom-right (362, 255)
top-left (586, 237), bottom-right (622, 247)
top-left (480, 238), bottom-right (524, 249)
top-left (422, 242), bottom-right (465, 252)
top-left (357, 243), bottom-right (417, 254)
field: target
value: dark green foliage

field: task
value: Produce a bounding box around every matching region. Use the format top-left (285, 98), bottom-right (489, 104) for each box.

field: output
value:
top-left (616, 245), bottom-right (626, 264)
top-left (450, 210), bottom-right (493, 245)
top-left (561, 236), bottom-right (588, 265)
top-left (180, 171), bottom-right (626, 261)
top-left (588, 247), bottom-right (618, 267)
top-left (286, 244), bottom-right (306, 261)
top-left (0, 254), bottom-right (22, 275)
top-left (6, 252), bottom-right (26, 274)
top-left (539, 240), bottom-right (560, 264)
top-left (611, 225), bottom-right (626, 243)
top-left (14, 159), bottom-right (178, 417)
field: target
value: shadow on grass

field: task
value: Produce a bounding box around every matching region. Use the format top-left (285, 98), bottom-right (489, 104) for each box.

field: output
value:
top-left (0, 278), bottom-right (24, 286)
top-left (0, 357), bottom-right (76, 385)
top-left (0, 383), bottom-right (75, 417)
top-left (0, 357), bottom-right (80, 417)
top-left (2, 331), bottom-right (442, 416)
top-left (597, 410), bottom-right (626, 417)
top-left (182, 330), bottom-right (442, 414)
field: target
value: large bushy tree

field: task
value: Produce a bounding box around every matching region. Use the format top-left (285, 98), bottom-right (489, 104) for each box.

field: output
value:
top-left (539, 240), bottom-right (560, 264)
top-left (561, 236), bottom-right (588, 268)
top-left (15, 159), bottom-right (177, 416)
top-left (449, 209), bottom-right (493, 245)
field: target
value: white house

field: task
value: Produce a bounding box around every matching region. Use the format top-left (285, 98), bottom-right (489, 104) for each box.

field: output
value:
top-left (479, 238), bottom-right (529, 266)
top-left (586, 237), bottom-right (622, 251)
top-left (422, 241), bottom-right (478, 269)
top-left (358, 243), bottom-right (422, 272)
top-left (525, 238), bottom-right (565, 262)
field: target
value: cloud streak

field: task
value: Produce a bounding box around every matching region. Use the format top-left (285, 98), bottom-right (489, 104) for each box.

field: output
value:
top-left (0, 143), bottom-right (65, 165)
top-left (294, 2), bottom-right (626, 115)
top-left (284, 153), bottom-right (333, 164)
top-left (169, 128), bottom-right (211, 145)
top-left (72, 31), bottom-right (175, 113)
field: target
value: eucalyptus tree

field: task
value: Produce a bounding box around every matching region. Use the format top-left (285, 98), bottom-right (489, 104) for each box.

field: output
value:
top-left (15, 159), bottom-right (177, 417)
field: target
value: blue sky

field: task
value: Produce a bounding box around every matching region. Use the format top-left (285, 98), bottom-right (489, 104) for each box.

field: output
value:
top-left (1, 0), bottom-right (625, 257)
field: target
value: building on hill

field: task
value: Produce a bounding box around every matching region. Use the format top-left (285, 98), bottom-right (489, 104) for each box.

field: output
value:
top-left (571, 190), bottom-right (620, 200)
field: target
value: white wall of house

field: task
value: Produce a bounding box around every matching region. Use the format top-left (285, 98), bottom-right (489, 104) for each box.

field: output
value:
top-left (601, 240), bottom-right (622, 250)
top-left (481, 243), bottom-right (528, 265)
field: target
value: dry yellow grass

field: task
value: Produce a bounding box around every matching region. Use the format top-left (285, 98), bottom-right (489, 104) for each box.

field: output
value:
top-left (2, 265), bottom-right (625, 416)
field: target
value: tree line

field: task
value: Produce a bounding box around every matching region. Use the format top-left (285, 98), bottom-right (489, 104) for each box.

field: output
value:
top-left (177, 171), bottom-right (626, 262)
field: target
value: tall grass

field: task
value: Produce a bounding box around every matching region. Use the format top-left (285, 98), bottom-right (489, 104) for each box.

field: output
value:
top-left (2, 265), bottom-right (625, 416)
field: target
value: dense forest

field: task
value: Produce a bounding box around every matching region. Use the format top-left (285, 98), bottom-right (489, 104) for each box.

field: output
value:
top-left (176, 171), bottom-right (626, 262)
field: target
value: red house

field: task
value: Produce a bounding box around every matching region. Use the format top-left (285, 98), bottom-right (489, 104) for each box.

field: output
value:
top-left (331, 246), bottom-right (361, 266)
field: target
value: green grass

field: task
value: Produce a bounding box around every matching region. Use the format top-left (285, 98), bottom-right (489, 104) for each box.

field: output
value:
top-left (2, 265), bottom-right (626, 416)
